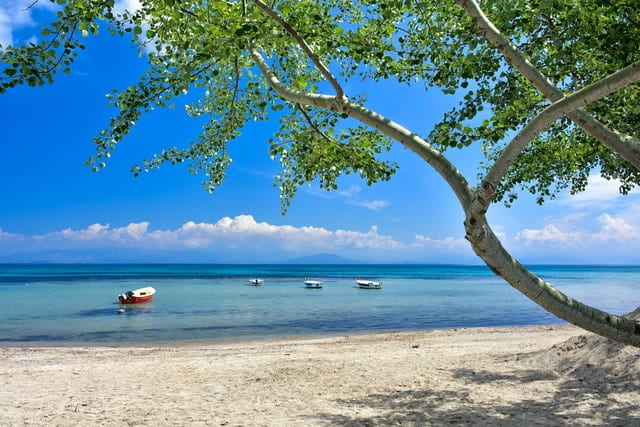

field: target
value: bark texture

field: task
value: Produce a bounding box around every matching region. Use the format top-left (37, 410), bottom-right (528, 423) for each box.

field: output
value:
top-left (464, 215), bottom-right (640, 346)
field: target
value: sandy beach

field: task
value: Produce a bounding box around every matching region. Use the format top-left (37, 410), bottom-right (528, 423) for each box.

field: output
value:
top-left (1, 324), bottom-right (639, 426)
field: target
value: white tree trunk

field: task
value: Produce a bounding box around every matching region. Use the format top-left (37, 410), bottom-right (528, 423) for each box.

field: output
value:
top-left (464, 215), bottom-right (640, 346)
top-left (249, 18), bottom-right (640, 346)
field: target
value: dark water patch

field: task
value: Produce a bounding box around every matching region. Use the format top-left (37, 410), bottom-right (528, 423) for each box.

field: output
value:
top-left (76, 307), bottom-right (124, 317)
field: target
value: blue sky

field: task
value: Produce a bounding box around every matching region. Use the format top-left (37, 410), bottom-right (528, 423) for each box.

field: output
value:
top-left (1, 0), bottom-right (639, 264)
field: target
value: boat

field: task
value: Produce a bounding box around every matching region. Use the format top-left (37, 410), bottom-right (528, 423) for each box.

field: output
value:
top-left (249, 278), bottom-right (264, 286)
top-left (118, 286), bottom-right (156, 304)
top-left (356, 278), bottom-right (382, 289)
top-left (304, 280), bottom-right (323, 289)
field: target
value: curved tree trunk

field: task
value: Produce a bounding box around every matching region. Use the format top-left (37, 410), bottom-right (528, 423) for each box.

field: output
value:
top-left (464, 214), bottom-right (640, 346)
top-left (249, 2), bottom-right (640, 346)
top-left (253, 47), bottom-right (640, 346)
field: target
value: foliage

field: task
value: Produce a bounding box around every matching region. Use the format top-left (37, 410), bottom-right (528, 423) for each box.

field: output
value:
top-left (3, 1), bottom-right (638, 209)
top-left (474, 0), bottom-right (640, 203)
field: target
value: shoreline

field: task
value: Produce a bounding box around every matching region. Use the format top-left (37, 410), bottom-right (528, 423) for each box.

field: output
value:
top-left (2, 324), bottom-right (638, 425)
top-left (0, 322), bottom-right (569, 349)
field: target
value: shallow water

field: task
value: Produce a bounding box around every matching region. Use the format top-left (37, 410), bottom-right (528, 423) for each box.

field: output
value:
top-left (1, 264), bottom-right (638, 345)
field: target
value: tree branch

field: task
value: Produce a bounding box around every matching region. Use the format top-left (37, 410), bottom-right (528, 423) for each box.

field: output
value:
top-left (456, 0), bottom-right (640, 169)
top-left (473, 59), bottom-right (640, 215)
top-left (295, 104), bottom-right (334, 144)
top-left (250, 0), bottom-right (347, 101)
top-left (249, 48), bottom-right (474, 206)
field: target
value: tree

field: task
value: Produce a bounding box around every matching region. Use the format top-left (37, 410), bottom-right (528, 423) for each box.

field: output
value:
top-left (2, 0), bottom-right (640, 345)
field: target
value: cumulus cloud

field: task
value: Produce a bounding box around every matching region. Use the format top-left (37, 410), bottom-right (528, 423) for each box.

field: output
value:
top-left (513, 174), bottom-right (640, 255)
top-left (42, 222), bottom-right (150, 243)
top-left (10, 215), bottom-right (404, 255)
top-left (515, 224), bottom-right (582, 246)
top-left (515, 213), bottom-right (640, 249)
top-left (334, 225), bottom-right (404, 249)
top-left (0, 0), bottom-right (39, 47)
top-left (592, 214), bottom-right (640, 242)
top-left (6, 211), bottom-right (638, 263)
top-left (557, 174), bottom-right (640, 209)
top-left (168, 216), bottom-right (337, 250)
top-left (0, 215), bottom-right (486, 263)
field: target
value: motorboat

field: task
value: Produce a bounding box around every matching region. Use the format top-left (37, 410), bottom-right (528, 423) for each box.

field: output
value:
top-left (356, 278), bottom-right (382, 289)
top-left (249, 278), bottom-right (264, 286)
top-left (304, 280), bottom-right (323, 289)
top-left (118, 286), bottom-right (156, 304)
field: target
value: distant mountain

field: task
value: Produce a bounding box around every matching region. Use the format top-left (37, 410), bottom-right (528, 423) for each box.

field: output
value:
top-left (283, 253), bottom-right (365, 264)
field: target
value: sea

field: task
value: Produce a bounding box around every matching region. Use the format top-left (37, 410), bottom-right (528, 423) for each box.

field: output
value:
top-left (1, 264), bottom-right (639, 346)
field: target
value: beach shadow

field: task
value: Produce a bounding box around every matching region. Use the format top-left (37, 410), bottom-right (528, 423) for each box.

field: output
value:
top-left (453, 367), bottom-right (557, 384)
top-left (310, 339), bottom-right (640, 426)
top-left (313, 388), bottom-right (555, 426)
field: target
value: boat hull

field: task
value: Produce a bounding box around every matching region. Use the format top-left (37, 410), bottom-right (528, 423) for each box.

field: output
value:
top-left (304, 280), bottom-right (323, 288)
top-left (118, 287), bottom-right (156, 304)
top-left (118, 294), bottom-right (154, 304)
top-left (356, 280), bottom-right (382, 289)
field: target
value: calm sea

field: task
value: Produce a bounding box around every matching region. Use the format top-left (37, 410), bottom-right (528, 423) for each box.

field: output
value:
top-left (1, 264), bottom-right (639, 346)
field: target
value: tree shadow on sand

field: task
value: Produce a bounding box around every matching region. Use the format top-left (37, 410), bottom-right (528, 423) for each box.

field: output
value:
top-left (308, 319), bottom-right (640, 426)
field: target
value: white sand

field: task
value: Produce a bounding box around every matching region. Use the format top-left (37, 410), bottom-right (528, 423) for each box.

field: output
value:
top-left (1, 325), bottom-right (639, 426)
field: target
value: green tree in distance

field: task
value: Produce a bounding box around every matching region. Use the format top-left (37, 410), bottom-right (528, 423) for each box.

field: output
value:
top-left (2, 0), bottom-right (640, 345)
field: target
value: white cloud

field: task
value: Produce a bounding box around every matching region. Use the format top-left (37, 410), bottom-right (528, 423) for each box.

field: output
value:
top-left (515, 224), bottom-right (582, 246)
top-left (307, 184), bottom-right (388, 211)
top-left (592, 214), bottom-right (640, 242)
top-left (15, 215), bottom-right (404, 255)
top-left (0, 0), bottom-right (37, 47)
top-left (338, 185), bottom-right (388, 210)
top-left (334, 225), bottom-right (404, 249)
top-left (0, 1), bottom-right (144, 49)
top-left (114, 0), bottom-right (143, 15)
top-left (3, 211), bottom-right (637, 263)
top-left (510, 174), bottom-right (640, 256)
top-left (557, 174), bottom-right (640, 209)
top-left (45, 222), bottom-right (155, 243)
top-left (515, 213), bottom-right (640, 249)
top-left (0, 227), bottom-right (22, 241)
top-left (413, 234), bottom-right (468, 250)
top-left (156, 216), bottom-right (324, 250)
top-left (0, 215), bottom-right (485, 263)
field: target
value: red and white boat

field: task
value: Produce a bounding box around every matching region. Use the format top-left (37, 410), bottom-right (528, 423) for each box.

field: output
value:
top-left (118, 287), bottom-right (156, 304)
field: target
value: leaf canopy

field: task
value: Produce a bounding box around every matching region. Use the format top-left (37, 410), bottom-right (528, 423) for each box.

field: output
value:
top-left (1, 0), bottom-right (639, 209)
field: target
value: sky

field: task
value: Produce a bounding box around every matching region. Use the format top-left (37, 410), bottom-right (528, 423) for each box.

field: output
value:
top-left (1, 1), bottom-right (639, 264)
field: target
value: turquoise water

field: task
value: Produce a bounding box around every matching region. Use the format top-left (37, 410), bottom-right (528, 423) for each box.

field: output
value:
top-left (1, 264), bottom-right (639, 346)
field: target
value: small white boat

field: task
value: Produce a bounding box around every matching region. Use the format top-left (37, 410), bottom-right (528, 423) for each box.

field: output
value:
top-left (356, 278), bottom-right (382, 289)
top-left (249, 278), bottom-right (264, 286)
top-left (304, 280), bottom-right (323, 289)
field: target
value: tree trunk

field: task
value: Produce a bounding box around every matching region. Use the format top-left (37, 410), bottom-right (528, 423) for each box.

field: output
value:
top-left (251, 49), bottom-right (640, 348)
top-left (464, 213), bottom-right (640, 346)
